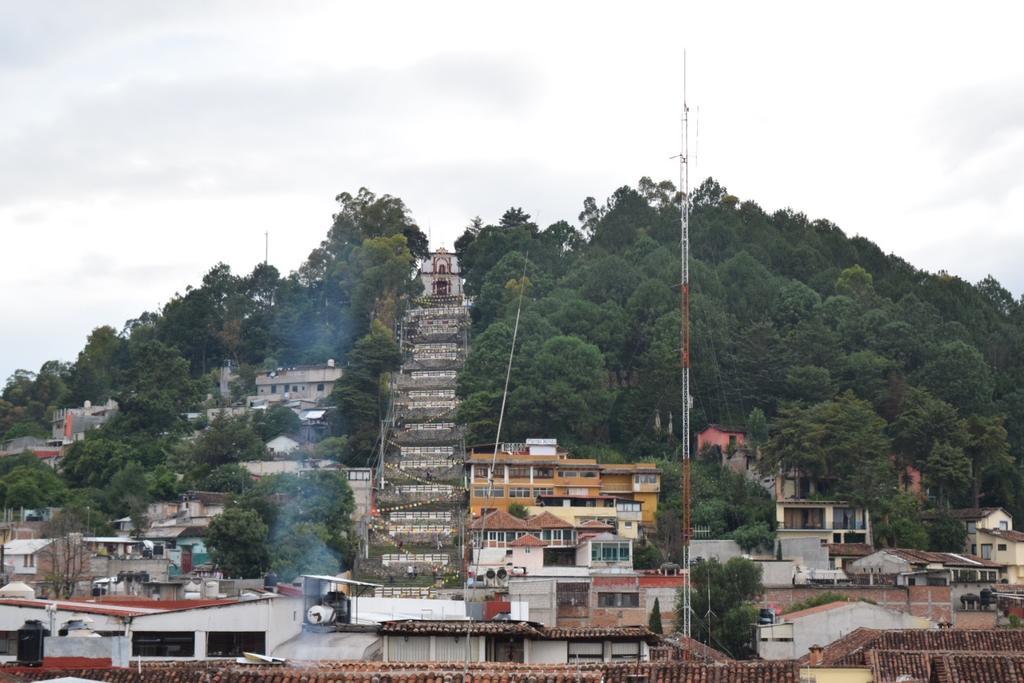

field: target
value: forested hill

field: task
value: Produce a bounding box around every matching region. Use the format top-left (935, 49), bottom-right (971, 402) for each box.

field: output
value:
top-left (452, 178), bottom-right (1024, 542)
top-left (1, 179), bottom-right (1023, 552)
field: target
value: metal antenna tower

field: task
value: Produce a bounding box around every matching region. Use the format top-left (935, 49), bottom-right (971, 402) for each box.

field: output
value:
top-left (679, 51), bottom-right (693, 642)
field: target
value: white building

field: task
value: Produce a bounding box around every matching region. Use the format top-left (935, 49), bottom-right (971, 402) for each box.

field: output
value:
top-left (0, 594), bottom-right (304, 660)
top-left (253, 362), bottom-right (343, 404)
top-left (756, 600), bottom-right (930, 660)
top-left (420, 248), bottom-right (463, 297)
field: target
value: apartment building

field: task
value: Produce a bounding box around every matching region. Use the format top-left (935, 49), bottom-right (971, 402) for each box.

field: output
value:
top-left (466, 440), bottom-right (660, 534)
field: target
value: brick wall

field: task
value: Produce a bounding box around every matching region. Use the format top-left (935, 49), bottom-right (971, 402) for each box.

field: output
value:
top-left (953, 609), bottom-right (997, 629)
top-left (763, 585), bottom-right (952, 623)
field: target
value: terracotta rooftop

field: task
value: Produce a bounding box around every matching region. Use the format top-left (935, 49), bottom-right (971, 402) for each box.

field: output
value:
top-left (0, 660), bottom-right (806, 683)
top-left (378, 620), bottom-right (660, 643)
top-left (978, 526), bottom-right (1024, 543)
top-left (468, 510), bottom-right (532, 530)
top-left (920, 507), bottom-right (1005, 521)
top-left (508, 533), bottom-right (546, 548)
top-left (808, 628), bottom-right (1024, 667)
top-left (828, 542), bottom-right (875, 557)
top-left (526, 511), bottom-right (574, 530)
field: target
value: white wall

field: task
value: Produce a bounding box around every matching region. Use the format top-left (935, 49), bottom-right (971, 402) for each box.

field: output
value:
top-left (758, 602), bottom-right (930, 660)
top-left (529, 639), bottom-right (567, 663)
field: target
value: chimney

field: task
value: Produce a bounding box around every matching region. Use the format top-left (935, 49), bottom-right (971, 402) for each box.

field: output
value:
top-left (808, 644), bottom-right (823, 666)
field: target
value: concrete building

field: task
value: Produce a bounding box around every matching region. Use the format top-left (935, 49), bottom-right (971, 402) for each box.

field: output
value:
top-left (253, 362), bottom-right (342, 404)
top-left (696, 424), bottom-right (746, 454)
top-left (755, 600), bottom-right (930, 660)
top-left (420, 248), bottom-right (463, 298)
top-left (774, 473), bottom-right (871, 546)
top-left (50, 399), bottom-right (118, 442)
top-left (380, 620), bottom-right (658, 664)
top-left (976, 527), bottom-right (1024, 583)
top-left (0, 594), bottom-right (303, 660)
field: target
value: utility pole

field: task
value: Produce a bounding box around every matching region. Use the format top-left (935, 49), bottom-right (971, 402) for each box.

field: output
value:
top-left (679, 51), bottom-right (693, 642)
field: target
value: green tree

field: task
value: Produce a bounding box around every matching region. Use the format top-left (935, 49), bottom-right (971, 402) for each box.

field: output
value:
top-left (763, 392), bottom-right (895, 511)
top-left (873, 493), bottom-right (929, 549)
top-left (926, 511), bottom-right (967, 553)
top-left (253, 405), bottom-right (301, 441)
top-left (206, 507), bottom-right (270, 577)
top-left (683, 557), bottom-right (763, 658)
top-left (925, 442), bottom-right (972, 507)
top-left (507, 503), bottom-right (529, 519)
top-left (188, 413), bottom-right (267, 469)
top-left (648, 597), bottom-right (663, 634)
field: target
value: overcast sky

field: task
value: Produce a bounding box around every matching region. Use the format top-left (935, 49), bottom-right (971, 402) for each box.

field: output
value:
top-left (3, 1), bottom-right (1023, 382)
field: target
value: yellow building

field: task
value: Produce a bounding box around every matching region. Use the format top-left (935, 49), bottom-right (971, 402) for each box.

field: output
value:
top-left (466, 439), bottom-right (660, 533)
top-left (976, 527), bottom-right (1024, 583)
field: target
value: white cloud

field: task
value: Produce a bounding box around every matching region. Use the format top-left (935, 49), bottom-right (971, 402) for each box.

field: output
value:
top-left (2, 0), bottom-right (1024, 381)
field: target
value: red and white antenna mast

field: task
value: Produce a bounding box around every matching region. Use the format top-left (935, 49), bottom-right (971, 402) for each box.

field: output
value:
top-left (679, 51), bottom-right (693, 642)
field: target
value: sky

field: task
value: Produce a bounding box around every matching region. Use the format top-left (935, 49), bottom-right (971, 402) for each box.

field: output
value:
top-left (2, 1), bottom-right (1024, 382)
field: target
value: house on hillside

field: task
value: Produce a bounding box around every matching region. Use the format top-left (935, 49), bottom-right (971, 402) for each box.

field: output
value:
top-left (696, 424), bottom-right (746, 454)
top-left (920, 507), bottom-right (1013, 555)
top-left (252, 361), bottom-right (342, 405)
top-left (266, 434), bottom-right (301, 456)
top-left (976, 527), bottom-right (1024, 583)
top-left (774, 472), bottom-right (871, 546)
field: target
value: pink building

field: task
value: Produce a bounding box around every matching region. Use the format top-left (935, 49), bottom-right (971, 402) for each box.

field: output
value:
top-left (697, 424), bottom-right (746, 453)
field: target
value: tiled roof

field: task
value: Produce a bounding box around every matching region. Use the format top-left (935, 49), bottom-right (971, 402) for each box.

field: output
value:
top-left (920, 507), bottom-right (1005, 521)
top-left (875, 548), bottom-right (1003, 568)
top-left (930, 653), bottom-right (1024, 683)
top-left (654, 634), bottom-right (733, 663)
top-left (0, 660), bottom-right (806, 683)
top-left (811, 628), bottom-right (1024, 667)
top-left (866, 650), bottom-right (930, 683)
top-left (541, 626), bottom-right (659, 643)
top-left (526, 511), bottom-right (574, 529)
top-left (468, 510), bottom-right (532, 530)
top-left (577, 519), bottom-right (615, 530)
top-left (828, 542), bottom-right (875, 557)
top-left (978, 527), bottom-right (1024, 543)
top-left (508, 533), bottom-right (546, 548)
top-left (378, 619), bottom-right (541, 636)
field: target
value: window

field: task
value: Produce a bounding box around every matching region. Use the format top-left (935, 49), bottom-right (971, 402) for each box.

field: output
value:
top-left (967, 522), bottom-right (977, 534)
top-left (508, 466), bottom-right (530, 479)
top-left (999, 544), bottom-right (1008, 551)
top-left (534, 468), bottom-right (554, 479)
top-left (592, 542), bottom-right (630, 563)
top-left (533, 488), bottom-right (554, 496)
top-left (348, 470), bottom-right (371, 481)
top-left (292, 385), bottom-right (299, 392)
top-left (580, 470), bottom-right (598, 478)
top-left (556, 582), bottom-right (590, 607)
top-left (617, 502), bottom-right (641, 513)
top-left (634, 474), bottom-right (658, 484)
top-left (133, 632), bottom-right (195, 657)
top-left (207, 632), bottom-right (266, 657)
top-left (509, 488), bottom-right (532, 498)
top-left (473, 487), bottom-right (504, 498)
top-left (0, 632), bottom-right (16, 655)
top-left (1001, 521), bottom-right (1010, 530)
top-left (981, 544), bottom-right (993, 560)
top-left (568, 642), bottom-right (603, 662)
top-left (24, 554), bottom-right (34, 568)
top-left (567, 487), bottom-right (589, 496)
top-left (971, 544), bottom-right (977, 555)
top-left (317, 383), bottom-right (325, 391)
top-left (559, 471), bottom-right (578, 478)
top-left (270, 384), bottom-right (277, 394)
top-left (610, 642), bottom-right (641, 661)
top-left (598, 592), bottom-right (640, 608)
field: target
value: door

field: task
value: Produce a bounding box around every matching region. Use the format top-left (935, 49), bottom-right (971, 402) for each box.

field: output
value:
top-left (181, 546), bottom-right (193, 574)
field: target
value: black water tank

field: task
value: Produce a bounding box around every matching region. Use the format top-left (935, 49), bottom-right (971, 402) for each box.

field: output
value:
top-left (981, 588), bottom-right (994, 608)
top-left (335, 594), bottom-right (351, 624)
top-left (17, 620), bottom-right (48, 666)
top-left (263, 571), bottom-right (279, 592)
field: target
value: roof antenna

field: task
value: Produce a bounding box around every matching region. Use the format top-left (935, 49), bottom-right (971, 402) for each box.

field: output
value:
top-left (264, 231), bottom-right (269, 265)
top-left (679, 48), bottom-right (694, 644)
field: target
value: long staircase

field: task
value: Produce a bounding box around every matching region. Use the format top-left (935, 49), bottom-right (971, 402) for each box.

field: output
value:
top-left (361, 295), bottom-right (470, 596)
